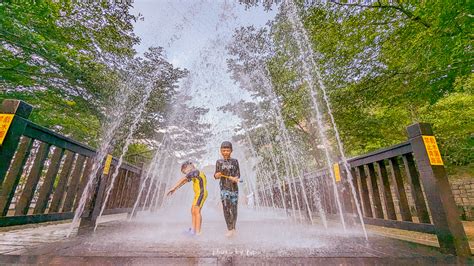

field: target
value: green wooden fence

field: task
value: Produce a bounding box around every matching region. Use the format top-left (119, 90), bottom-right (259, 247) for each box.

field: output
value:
top-left (0, 99), bottom-right (156, 230)
top-left (258, 123), bottom-right (471, 257)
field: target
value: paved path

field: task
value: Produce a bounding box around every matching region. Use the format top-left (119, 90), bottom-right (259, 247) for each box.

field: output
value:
top-left (0, 206), bottom-right (468, 265)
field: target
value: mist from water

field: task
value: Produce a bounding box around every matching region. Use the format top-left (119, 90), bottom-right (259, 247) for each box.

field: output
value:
top-left (74, 0), bottom-right (370, 248)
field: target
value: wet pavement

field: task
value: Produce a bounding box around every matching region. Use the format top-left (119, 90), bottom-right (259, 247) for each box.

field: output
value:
top-left (0, 206), bottom-right (469, 265)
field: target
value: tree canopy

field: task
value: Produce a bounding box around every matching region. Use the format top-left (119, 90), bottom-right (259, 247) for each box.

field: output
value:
top-left (228, 0), bottom-right (473, 179)
top-left (0, 1), bottom-right (210, 162)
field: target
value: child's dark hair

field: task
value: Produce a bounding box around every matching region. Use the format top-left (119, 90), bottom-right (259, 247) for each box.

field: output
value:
top-left (220, 141), bottom-right (233, 150)
top-left (181, 161), bottom-right (193, 172)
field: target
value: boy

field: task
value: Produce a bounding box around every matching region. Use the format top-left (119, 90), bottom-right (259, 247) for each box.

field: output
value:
top-left (214, 141), bottom-right (240, 237)
top-left (167, 161), bottom-right (208, 236)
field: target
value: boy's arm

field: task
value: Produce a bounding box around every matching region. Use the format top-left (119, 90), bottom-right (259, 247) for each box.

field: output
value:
top-left (235, 160), bottom-right (240, 179)
top-left (214, 160), bottom-right (222, 179)
top-left (167, 177), bottom-right (188, 196)
top-left (219, 160), bottom-right (240, 184)
top-left (228, 160), bottom-right (240, 183)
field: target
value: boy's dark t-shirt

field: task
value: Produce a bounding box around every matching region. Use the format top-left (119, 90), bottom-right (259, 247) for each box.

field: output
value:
top-left (215, 158), bottom-right (240, 192)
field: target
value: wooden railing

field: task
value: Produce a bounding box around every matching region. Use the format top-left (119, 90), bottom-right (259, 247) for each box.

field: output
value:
top-left (257, 123), bottom-right (471, 257)
top-left (0, 99), bottom-right (154, 230)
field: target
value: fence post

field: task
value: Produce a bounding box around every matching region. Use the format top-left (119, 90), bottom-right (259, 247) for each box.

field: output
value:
top-left (128, 165), bottom-right (145, 218)
top-left (78, 160), bottom-right (110, 234)
top-left (407, 122), bottom-right (471, 256)
top-left (0, 100), bottom-right (33, 184)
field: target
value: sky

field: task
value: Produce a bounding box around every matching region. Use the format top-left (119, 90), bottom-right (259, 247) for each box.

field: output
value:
top-left (131, 0), bottom-right (277, 165)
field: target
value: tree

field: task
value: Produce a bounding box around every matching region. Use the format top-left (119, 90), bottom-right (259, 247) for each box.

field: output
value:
top-left (0, 1), bottom-right (140, 144)
top-left (301, 1), bottom-right (472, 169)
top-left (226, 25), bottom-right (322, 188)
top-left (234, 1), bottom-right (473, 175)
top-left (0, 1), bottom-right (197, 157)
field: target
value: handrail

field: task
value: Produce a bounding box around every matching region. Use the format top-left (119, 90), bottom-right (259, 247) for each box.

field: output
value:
top-left (348, 141), bottom-right (412, 167)
top-left (23, 118), bottom-right (96, 156)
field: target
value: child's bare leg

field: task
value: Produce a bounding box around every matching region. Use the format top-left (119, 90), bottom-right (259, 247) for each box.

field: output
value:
top-left (191, 206), bottom-right (196, 233)
top-left (192, 206), bottom-right (202, 234)
top-left (197, 207), bottom-right (202, 233)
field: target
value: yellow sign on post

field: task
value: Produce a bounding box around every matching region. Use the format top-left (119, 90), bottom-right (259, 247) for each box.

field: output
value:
top-left (333, 163), bottom-right (341, 182)
top-left (422, 136), bottom-right (444, 166)
top-left (103, 154), bottom-right (113, 175)
top-left (0, 114), bottom-right (14, 146)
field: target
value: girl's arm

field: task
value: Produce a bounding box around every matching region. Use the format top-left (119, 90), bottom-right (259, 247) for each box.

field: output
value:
top-left (167, 177), bottom-right (188, 196)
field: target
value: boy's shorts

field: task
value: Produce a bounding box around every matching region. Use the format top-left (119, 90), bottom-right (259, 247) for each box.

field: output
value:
top-left (193, 191), bottom-right (208, 208)
top-left (220, 190), bottom-right (238, 205)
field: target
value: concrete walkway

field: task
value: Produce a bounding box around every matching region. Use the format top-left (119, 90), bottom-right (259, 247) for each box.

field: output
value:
top-left (0, 206), bottom-right (469, 265)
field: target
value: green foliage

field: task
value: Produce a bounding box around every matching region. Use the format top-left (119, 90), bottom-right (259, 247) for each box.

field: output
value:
top-left (123, 143), bottom-right (154, 165)
top-left (300, 1), bottom-right (472, 168)
top-left (232, 1), bottom-right (472, 177)
top-left (0, 89), bottom-right (101, 146)
top-left (0, 1), bottom-right (195, 158)
top-left (0, 1), bottom-right (139, 99)
top-left (420, 91), bottom-right (473, 166)
top-left (267, 53), bottom-right (311, 129)
top-left (226, 26), bottom-right (321, 184)
top-left (0, 1), bottom-right (139, 145)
